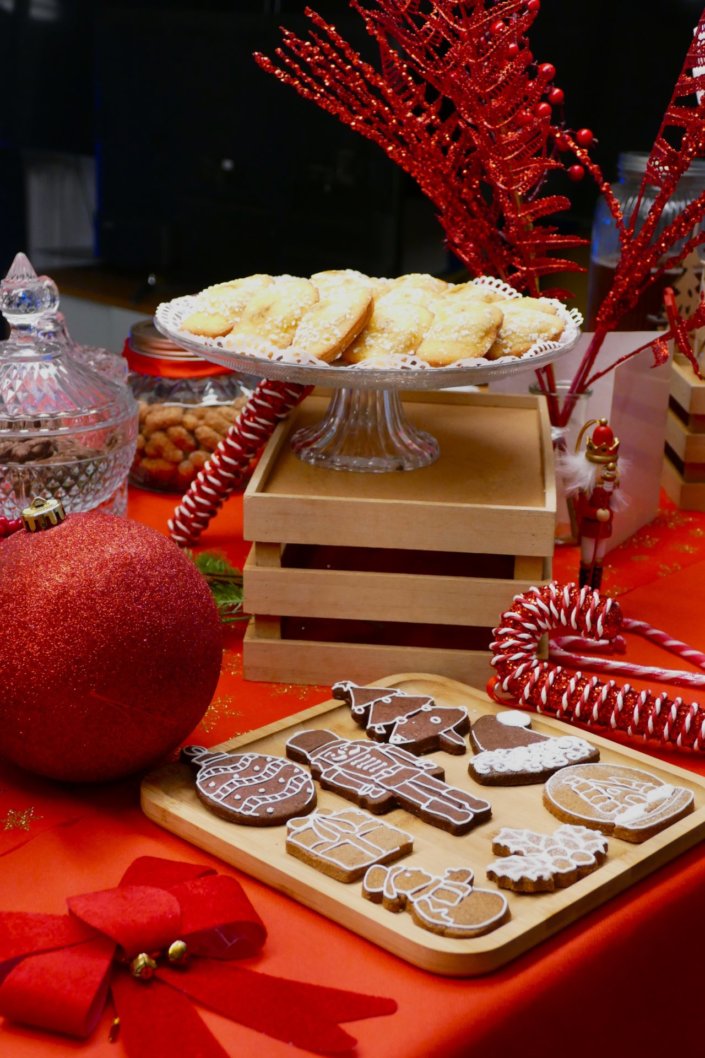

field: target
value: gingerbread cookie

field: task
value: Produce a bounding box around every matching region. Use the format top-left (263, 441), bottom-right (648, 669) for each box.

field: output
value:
top-left (286, 729), bottom-right (491, 835)
top-left (468, 710), bottom-right (599, 785)
top-left (362, 864), bottom-right (509, 938)
top-left (286, 808), bottom-right (413, 882)
top-left (486, 824), bottom-right (608, 892)
top-left (332, 681), bottom-right (468, 755)
top-left (543, 763), bottom-right (694, 842)
top-left (182, 746), bottom-right (316, 826)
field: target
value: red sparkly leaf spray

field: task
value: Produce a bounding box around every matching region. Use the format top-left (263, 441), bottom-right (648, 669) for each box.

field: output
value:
top-left (256, 2), bottom-right (705, 427)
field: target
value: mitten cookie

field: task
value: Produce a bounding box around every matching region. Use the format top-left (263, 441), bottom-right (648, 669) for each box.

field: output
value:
top-left (468, 710), bottom-right (599, 785)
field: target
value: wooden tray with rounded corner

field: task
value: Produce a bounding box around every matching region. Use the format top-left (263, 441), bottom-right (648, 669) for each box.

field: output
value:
top-left (141, 673), bottom-right (705, 976)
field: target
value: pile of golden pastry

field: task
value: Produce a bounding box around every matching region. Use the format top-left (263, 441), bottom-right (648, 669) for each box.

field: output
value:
top-left (180, 270), bottom-right (566, 368)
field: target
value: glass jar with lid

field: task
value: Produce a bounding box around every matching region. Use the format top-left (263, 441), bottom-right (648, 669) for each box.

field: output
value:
top-left (586, 152), bottom-right (705, 330)
top-left (125, 320), bottom-right (257, 493)
top-left (0, 333), bottom-right (138, 519)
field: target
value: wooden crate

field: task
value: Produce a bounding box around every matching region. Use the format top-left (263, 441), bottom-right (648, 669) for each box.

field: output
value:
top-left (242, 390), bottom-right (555, 686)
top-left (662, 357), bottom-right (705, 509)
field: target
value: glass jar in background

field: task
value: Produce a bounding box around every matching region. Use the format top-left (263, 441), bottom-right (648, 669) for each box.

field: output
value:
top-left (126, 320), bottom-right (257, 493)
top-left (586, 152), bottom-right (705, 330)
top-left (0, 334), bottom-right (138, 519)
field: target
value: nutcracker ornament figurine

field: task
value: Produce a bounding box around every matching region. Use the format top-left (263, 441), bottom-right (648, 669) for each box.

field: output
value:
top-left (568, 419), bottom-right (621, 590)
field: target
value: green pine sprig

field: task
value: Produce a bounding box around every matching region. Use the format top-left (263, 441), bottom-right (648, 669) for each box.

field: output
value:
top-left (186, 550), bottom-right (245, 623)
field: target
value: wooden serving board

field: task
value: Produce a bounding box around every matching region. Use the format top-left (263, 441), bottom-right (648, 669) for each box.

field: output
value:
top-left (141, 673), bottom-right (705, 976)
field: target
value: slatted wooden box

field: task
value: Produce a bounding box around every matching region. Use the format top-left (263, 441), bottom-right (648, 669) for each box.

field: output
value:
top-left (242, 390), bottom-right (555, 686)
top-left (662, 357), bottom-right (705, 510)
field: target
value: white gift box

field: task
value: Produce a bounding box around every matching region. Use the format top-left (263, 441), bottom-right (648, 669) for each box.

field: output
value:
top-left (489, 331), bottom-right (673, 550)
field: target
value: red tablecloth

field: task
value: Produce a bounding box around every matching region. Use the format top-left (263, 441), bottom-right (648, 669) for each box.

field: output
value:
top-left (2, 488), bottom-right (705, 1058)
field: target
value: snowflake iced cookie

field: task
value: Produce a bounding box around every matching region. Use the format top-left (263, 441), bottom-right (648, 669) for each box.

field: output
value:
top-left (486, 824), bottom-right (608, 892)
top-left (362, 864), bottom-right (509, 938)
top-left (544, 763), bottom-right (694, 843)
top-left (468, 710), bottom-right (599, 785)
top-left (332, 681), bottom-right (469, 755)
top-left (286, 729), bottom-right (491, 835)
top-left (182, 746), bottom-right (316, 826)
top-left (286, 809), bottom-right (413, 882)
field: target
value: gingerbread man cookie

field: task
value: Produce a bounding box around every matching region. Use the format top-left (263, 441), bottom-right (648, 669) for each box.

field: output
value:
top-left (486, 824), bottom-right (608, 892)
top-left (468, 710), bottom-right (599, 785)
top-left (363, 864), bottom-right (509, 938)
top-left (286, 809), bottom-right (413, 882)
top-left (332, 681), bottom-right (468, 755)
top-left (286, 729), bottom-right (491, 835)
top-left (544, 763), bottom-right (694, 842)
top-left (182, 746), bottom-right (316, 826)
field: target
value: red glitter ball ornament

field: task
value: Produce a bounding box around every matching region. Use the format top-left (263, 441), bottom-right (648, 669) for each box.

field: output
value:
top-left (0, 512), bottom-right (223, 782)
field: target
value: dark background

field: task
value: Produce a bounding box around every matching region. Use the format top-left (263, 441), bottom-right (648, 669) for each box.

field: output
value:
top-left (0, 0), bottom-right (702, 287)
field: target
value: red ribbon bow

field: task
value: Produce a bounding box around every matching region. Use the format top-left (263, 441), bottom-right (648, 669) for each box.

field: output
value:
top-left (0, 856), bottom-right (396, 1056)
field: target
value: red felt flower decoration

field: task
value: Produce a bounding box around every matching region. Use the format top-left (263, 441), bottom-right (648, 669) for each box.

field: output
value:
top-left (0, 856), bottom-right (396, 1057)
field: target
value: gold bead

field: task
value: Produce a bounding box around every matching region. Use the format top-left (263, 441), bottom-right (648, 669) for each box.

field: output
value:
top-left (167, 939), bottom-right (188, 965)
top-left (130, 952), bottom-right (157, 980)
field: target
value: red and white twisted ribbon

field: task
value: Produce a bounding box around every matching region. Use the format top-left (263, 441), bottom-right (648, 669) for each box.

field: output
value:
top-left (490, 582), bottom-right (705, 752)
top-left (169, 379), bottom-right (311, 547)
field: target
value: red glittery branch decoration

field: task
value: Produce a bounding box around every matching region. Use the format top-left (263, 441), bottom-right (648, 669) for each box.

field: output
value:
top-left (557, 11), bottom-right (705, 406)
top-left (169, 380), bottom-right (311, 547)
top-left (255, 0), bottom-right (587, 296)
top-left (258, 4), bottom-right (705, 426)
top-left (490, 582), bottom-right (705, 752)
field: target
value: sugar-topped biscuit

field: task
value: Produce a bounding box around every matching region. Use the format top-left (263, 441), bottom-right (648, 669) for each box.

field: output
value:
top-left (291, 286), bottom-right (373, 362)
top-left (341, 294), bottom-right (434, 363)
top-left (228, 275), bottom-right (319, 349)
top-left (415, 302), bottom-right (503, 365)
top-left (181, 274), bottom-right (275, 338)
top-left (487, 298), bottom-right (565, 359)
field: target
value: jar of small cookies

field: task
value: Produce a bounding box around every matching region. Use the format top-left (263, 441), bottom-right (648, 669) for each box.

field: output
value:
top-left (125, 320), bottom-right (255, 493)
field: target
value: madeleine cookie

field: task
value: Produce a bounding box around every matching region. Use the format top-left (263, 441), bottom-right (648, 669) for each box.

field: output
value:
top-left (415, 302), bottom-right (503, 365)
top-left (181, 274), bottom-right (275, 337)
top-left (486, 824), bottom-right (608, 892)
top-left (179, 309), bottom-right (234, 339)
top-left (291, 285), bottom-right (373, 362)
top-left (182, 746), bottom-right (316, 826)
top-left (363, 864), bottom-right (509, 938)
top-left (487, 299), bottom-right (565, 359)
top-left (341, 294), bottom-right (434, 363)
top-left (468, 710), bottom-right (599, 785)
top-left (286, 808), bottom-right (413, 882)
top-left (381, 273), bottom-right (449, 304)
top-left (543, 763), bottom-right (694, 843)
top-left (230, 275), bottom-right (319, 349)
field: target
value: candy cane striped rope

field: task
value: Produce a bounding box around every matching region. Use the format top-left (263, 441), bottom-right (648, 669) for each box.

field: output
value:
top-left (550, 619), bottom-right (705, 689)
top-left (169, 379), bottom-right (311, 547)
top-left (489, 582), bottom-right (705, 752)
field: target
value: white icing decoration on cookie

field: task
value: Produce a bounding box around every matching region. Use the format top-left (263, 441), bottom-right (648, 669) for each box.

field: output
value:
top-left (472, 736), bottom-right (594, 775)
top-left (496, 710), bottom-right (532, 728)
top-left (487, 824), bottom-right (608, 890)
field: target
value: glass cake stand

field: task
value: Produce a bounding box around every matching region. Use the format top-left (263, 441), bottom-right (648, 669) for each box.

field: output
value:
top-left (155, 296), bottom-right (582, 473)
